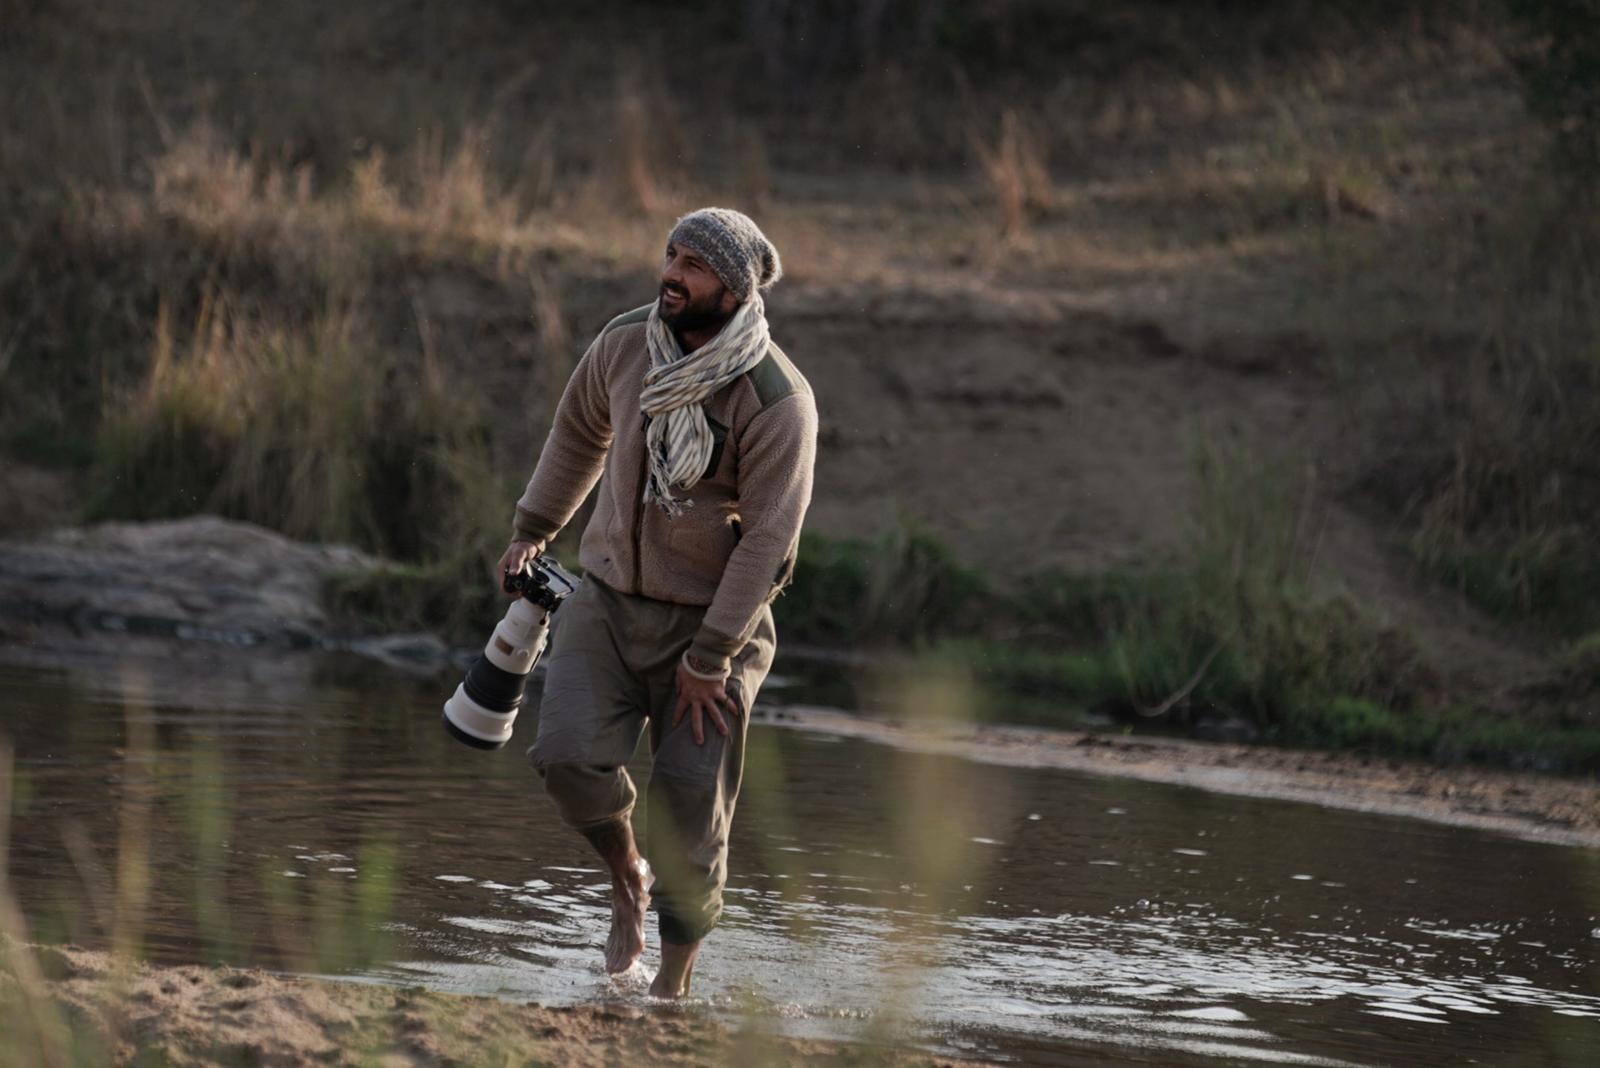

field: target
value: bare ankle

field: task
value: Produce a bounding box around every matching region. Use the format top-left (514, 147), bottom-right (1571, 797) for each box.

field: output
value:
top-left (581, 818), bottom-right (645, 887)
top-left (651, 938), bottom-right (701, 998)
top-left (613, 859), bottom-right (649, 901)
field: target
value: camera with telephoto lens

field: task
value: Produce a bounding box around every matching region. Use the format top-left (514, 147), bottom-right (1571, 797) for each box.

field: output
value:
top-left (441, 554), bottom-right (580, 749)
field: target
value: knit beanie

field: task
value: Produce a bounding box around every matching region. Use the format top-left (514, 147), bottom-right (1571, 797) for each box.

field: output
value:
top-left (666, 207), bottom-right (782, 302)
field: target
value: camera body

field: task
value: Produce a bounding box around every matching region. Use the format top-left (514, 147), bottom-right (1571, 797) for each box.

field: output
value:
top-left (501, 554), bottom-right (579, 609)
top-left (441, 555), bottom-right (579, 749)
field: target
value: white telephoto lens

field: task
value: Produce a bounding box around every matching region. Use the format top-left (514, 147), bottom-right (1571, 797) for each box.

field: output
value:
top-left (442, 684), bottom-right (517, 747)
top-left (484, 598), bottom-right (549, 674)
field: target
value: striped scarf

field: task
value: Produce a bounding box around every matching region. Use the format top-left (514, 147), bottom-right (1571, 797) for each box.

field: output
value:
top-left (640, 295), bottom-right (770, 517)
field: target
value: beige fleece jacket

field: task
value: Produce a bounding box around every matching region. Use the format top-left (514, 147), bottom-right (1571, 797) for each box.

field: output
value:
top-left (512, 304), bottom-right (817, 672)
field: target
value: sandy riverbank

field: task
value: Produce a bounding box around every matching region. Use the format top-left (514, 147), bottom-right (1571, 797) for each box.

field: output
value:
top-left (762, 706), bottom-right (1600, 849)
top-left (3, 942), bottom-right (987, 1068)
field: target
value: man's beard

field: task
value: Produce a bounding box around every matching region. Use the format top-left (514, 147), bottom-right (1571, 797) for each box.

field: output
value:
top-left (658, 284), bottom-right (732, 335)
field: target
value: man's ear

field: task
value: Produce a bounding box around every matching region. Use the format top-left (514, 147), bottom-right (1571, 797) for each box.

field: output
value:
top-left (718, 287), bottom-right (740, 317)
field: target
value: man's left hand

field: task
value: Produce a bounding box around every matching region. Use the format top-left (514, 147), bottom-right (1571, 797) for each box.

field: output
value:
top-left (673, 661), bottom-right (737, 745)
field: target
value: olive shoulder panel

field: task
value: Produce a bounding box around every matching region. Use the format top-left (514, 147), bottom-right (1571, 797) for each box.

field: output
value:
top-left (744, 341), bottom-right (808, 410)
top-left (599, 304), bottom-right (654, 337)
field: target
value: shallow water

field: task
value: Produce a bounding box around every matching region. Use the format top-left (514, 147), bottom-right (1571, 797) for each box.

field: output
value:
top-left (4, 658), bottom-right (1599, 1066)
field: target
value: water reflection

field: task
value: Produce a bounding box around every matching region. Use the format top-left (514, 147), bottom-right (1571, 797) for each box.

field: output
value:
top-left (3, 660), bottom-right (1598, 1066)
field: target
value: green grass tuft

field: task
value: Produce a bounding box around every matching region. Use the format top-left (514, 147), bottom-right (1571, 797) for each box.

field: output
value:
top-left (1386, 190), bottom-right (1600, 637)
top-left (787, 438), bottom-right (1434, 738)
top-left (777, 526), bottom-right (988, 647)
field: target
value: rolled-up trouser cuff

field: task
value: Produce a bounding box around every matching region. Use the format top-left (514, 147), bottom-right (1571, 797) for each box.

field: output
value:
top-left (658, 906), bottom-right (718, 946)
top-left (537, 763), bottom-right (637, 831)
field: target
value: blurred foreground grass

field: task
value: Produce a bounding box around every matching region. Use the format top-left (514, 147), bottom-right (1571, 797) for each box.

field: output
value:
top-left (0, 693), bottom-right (417, 1068)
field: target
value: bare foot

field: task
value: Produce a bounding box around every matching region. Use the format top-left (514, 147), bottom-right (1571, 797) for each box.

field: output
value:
top-left (649, 937), bottom-right (701, 997)
top-left (604, 857), bottom-right (650, 974)
top-left (578, 820), bottom-right (652, 975)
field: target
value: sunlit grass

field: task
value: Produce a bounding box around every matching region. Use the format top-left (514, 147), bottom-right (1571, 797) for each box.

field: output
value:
top-left (83, 289), bottom-right (515, 639)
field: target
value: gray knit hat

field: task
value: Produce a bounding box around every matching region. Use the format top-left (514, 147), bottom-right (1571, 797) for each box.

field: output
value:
top-left (666, 207), bottom-right (782, 302)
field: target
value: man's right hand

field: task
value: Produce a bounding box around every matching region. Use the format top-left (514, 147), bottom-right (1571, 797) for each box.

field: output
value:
top-left (496, 540), bottom-right (538, 595)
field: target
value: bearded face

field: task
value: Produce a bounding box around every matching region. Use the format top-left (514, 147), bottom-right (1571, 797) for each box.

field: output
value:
top-left (658, 281), bottom-right (730, 332)
top-left (659, 242), bottom-right (739, 337)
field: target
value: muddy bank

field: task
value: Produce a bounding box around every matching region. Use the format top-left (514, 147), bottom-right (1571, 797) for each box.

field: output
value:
top-left (2, 942), bottom-right (983, 1068)
top-left (762, 706), bottom-right (1600, 849)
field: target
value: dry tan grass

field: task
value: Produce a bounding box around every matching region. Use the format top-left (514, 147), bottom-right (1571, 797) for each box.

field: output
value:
top-left (970, 109), bottom-right (1054, 243)
top-left (614, 71), bottom-right (660, 216)
top-left (3, 7), bottom-right (1514, 334)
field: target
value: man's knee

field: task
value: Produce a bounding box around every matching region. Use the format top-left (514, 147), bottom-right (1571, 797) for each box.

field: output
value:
top-left (536, 761), bottom-right (637, 830)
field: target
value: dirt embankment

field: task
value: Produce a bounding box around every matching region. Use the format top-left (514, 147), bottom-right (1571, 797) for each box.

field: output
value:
top-left (6, 943), bottom-right (984, 1068)
top-left (780, 287), bottom-right (1551, 700)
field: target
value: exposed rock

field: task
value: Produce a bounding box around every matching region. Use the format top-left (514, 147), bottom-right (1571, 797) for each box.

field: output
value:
top-left (0, 516), bottom-right (449, 674)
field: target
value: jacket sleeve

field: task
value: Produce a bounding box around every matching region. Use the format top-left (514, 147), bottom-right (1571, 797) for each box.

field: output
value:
top-left (511, 331), bottom-right (614, 548)
top-left (688, 390), bottom-right (818, 672)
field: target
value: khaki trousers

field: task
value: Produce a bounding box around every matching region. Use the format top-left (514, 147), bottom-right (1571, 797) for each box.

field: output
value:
top-left (527, 576), bottom-right (775, 945)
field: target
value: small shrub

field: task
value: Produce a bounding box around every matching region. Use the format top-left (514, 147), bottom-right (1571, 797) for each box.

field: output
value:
top-left (788, 435), bottom-right (1435, 747)
top-left (1391, 189), bottom-right (1600, 635)
top-left (941, 638), bottom-right (1120, 703)
top-left (1121, 434), bottom-right (1434, 732)
top-left (1431, 712), bottom-right (1600, 773)
top-left (1414, 531), bottom-right (1600, 634)
top-left (777, 526), bottom-right (987, 647)
top-left (1288, 695), bottom-right (1413, 752)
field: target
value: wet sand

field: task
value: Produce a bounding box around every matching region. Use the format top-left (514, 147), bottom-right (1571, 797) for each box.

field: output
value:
top-left (8, 942), bottom-right (987, 1068)
top-left (761, 706), bottom-right (1600, 849)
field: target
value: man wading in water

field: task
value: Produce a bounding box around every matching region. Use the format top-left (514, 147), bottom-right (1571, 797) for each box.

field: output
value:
top-left (497, 208), bottom-right (817, 997)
